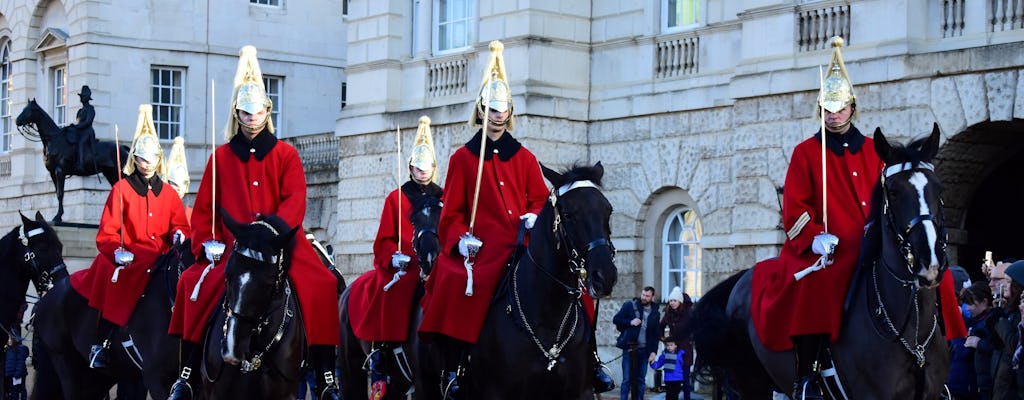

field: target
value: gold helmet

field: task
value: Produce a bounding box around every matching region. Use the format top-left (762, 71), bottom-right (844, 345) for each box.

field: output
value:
top-left (165, 136), bottom-right (190, 198)
top-left (409, 116), bottom-right (438, 183)
top-left (818, 36), bottom-right (856, 114)
top-left (225, 45), bottom-right (274, 140)
top-left (124, 104), bottom-right (164, 176)
top-left (468, 41), bottom-right (515, 130)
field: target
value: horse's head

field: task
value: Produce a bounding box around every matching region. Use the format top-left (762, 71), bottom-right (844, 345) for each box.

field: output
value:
top-left (15, 99), bottom-right (49, 142)
top-left (540, 161), bottom-right (618, 298)
top-left (219, 209), bottom-right (299, 366)
top-left (0, 211), bottom-right (66, 339)
top-left (873, 123), bottom-right (946, 288)
top-left (410, 195), bottom-right (442, 277)
top-left (14, 99), bottom-right (38, 127)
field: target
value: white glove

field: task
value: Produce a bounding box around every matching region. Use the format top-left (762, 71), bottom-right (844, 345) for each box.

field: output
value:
top-left (203, 240), bottom-right (226, 262)
top-left (172, 230), bottom-right (185, 246)
top-left (458, 234), bottom-right (482, 258)
top-left (391, 252), bottom-right (411, 269)
top-left (113, 247), bottom-right (134, 266)
top-left (520, 213), bottom-right (538, 229)
top-left (812, 233), bottom-right (839, 257)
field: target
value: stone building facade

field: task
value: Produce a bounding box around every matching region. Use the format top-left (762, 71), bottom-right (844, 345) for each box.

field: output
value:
top-left (0, 0), bottom-right (346, 265)
top-left (336, 0), bottom-right (1024, 362)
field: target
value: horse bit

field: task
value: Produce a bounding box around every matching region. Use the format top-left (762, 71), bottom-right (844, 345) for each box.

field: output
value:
top-left (223, 220), bottom-right (294, 373)
top-left (514, 180), bottom-right (614, 371)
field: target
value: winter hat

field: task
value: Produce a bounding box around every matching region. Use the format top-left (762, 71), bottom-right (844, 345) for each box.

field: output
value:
top-left (668, 286), bottom-right (684, 303)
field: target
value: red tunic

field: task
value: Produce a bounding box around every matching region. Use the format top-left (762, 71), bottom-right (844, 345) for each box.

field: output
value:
top-left (418, 131), bottom-right (550, 344)
top-left (348, 183), bottom-right (440, 342)
top-left (751, 128), bottom-right (965, 351)
top-left (70, 175), bottom-right (189, 326)
top-left (167, 132), bottom-right (340, 345)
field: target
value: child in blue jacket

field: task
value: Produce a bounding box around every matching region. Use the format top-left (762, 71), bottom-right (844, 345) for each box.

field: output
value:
top-left (651, 338), bottom-right (689, 400)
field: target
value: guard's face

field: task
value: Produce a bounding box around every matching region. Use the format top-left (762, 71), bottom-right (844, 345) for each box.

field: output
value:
top-left (237, 108), bottom-right (269, 135)
top-left (411, 166), bottom-right (434, 185)
top-left (824, 105), bottom-right (854, 133)
top-left (486, 108), bottom-right (510, 136)
top-left (134, 156), bottom-right (157, 179)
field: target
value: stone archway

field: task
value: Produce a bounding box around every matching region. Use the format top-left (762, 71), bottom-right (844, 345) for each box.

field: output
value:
top-left (937, 119), bottom-right (1024, 279)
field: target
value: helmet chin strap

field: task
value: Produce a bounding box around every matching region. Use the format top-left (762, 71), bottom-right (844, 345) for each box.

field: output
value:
top-left (825, 115), bottom-right (852, 132)
top-left (234, 111), bottom-right (271, 134)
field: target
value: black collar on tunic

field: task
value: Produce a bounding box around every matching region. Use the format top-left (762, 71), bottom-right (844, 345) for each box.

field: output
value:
top-left (229, 129), bottom-right (278, 161)
top-left (465, 129), bottom-right (522, 161)
top-left (401, 181), bottom-right (443, 204)
top-left (126, 171), bottom-right (163, 197)
top-left (814, 125), bottom-right (866, 155)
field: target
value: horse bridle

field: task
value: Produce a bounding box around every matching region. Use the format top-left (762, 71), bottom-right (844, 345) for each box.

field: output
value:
top-left (873, 161), bottom-right (945, 370)
top-left (878, 161), bottom-right (948, 288)
top-left (19, 224), bottom-right (67, 295)
top-left (513, 180), bottom-right (614, 371)
top-left (222, 220), bottom-right (294, 373)
top-left (411, 199), bottom-right (442, 257)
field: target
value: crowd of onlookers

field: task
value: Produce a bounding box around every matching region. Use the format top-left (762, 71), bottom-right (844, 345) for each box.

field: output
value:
top-left (948, 258), bottom-right (1024, 400)
top-left (613, 285), bottom-right (695, 400)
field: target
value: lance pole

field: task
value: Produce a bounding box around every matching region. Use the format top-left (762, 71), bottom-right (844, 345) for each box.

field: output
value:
top-left (114, 124), bottom-right (124, 247)
top-left (819, 65), bottom-right (828, 234)
top-left (397, 125), bottom-right (402, 254)
top-left (468, 73), bottom-right (494, 234)
top-left (210, 80), bottom-right (217, 239)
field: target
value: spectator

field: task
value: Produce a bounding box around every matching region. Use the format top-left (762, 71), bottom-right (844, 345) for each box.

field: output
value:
top-left (650, 338), bottom-right (688, 400)
top-left (987, 260), bottom-right (1022, 399)
top-left (961, 282), bottom-right (994, 400)
top-left (660, 287), bottom-right (694, 396)
top-left (614, 286), bottom-right (661, 400)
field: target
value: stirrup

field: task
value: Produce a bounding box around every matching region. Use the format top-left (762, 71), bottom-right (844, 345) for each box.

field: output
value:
top-left (792, 374), bottom-right (825, 400)
top-left (442, 370), bottom-right (461, 400)
top-left (88, 341), bottom-right (110, 369)
top-left (167, 376), bottom-right (193, 400)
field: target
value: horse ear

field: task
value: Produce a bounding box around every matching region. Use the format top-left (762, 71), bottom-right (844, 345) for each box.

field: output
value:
top-left (276, 225), bottom-right (301, 248)
top-left (218, 207), bottom-right (244, 237)
top-left (873, 127), bottom-right (892, 163)
top-left (540, 163), bottom-right (564, 188)
top-left (35, 211), bottom-right (46, 224)
top-left (20, 211), bottom-right (31, 226)
top-left (924, 123), bottom-right (941, 161)
top-left (592, 161), bottom-right (604, 182)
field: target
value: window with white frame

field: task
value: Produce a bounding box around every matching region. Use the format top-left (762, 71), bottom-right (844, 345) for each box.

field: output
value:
top-left (263, 76), bottom-right (282, 132)
top-left (662, 0), bottom-right (702, 32)
top-left (433, 0), bottom-right (473, 54)
top-left (250, 0), bottom-right (280, 6)
top-left (52, 66), bottom-right (67, 125)
top-left (151, 67), bottom-right (184, 140)
top-left (1, 43), bottom-right (11, 152)
top-left (661, 207), bottom-right (703, 298)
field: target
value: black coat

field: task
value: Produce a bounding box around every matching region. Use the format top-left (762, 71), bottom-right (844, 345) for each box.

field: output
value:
top-left (613, 298), bottom-right (661, 355)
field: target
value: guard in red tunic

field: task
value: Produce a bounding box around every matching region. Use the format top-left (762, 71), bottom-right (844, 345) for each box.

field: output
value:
top-left (166, 46), bottom-right (341, 400)
top-left (750, 37), bottom-right (965, 399)
top-left (348, 115), bottom-right (442, 398)
top-left (70, 104), bottom-right (190, 369)
top-left (165, 136), bottom-right (192, 222)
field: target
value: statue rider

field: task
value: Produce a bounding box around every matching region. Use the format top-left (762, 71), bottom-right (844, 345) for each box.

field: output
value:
top-left (69, 85), bottom-right (96, 172)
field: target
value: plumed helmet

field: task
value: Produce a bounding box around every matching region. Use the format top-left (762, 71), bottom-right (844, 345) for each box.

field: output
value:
top-left (818, 36), bottom-right (856, 114)
top-left (165, 136), bottom-right (190, 197)
top-left (225, 45), bottom-right (274, 140)
top-left (468, 41), bottom-right (515, 131)
top-left (78, 85), bottom-right (92, 101)
top-left (124, 104), bottom-right (164, 176)
top-left (409, 116), bottom-right (438, 183)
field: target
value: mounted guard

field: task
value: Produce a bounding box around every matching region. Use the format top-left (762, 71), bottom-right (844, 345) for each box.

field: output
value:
top-left (347, 115), bottom-right (443, 398)
top-left (69, 104), bottom-right (190, 369)
top-left (164, 136), bottom-right (192, 221)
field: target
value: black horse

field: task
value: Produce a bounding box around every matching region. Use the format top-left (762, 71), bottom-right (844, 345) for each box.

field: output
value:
top-left (690, 125), bottom-right (951, 399)
top-left (463, 162), bottom-right (618, 399)
top-left (31, 238), bottom-right (194, 399)
top-left (15, 99), bottom-right (128, 223)
top-left (201, 212), bottom-right (306, 399)
top-left (338, 194), bottom-right (443, 400)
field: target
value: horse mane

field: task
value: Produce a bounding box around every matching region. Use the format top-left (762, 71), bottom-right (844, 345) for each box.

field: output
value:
top-left (559, 163), bottom-right (604, 187)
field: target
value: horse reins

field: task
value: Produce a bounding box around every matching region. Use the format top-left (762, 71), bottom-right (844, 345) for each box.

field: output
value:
top-left (19, 224), bottom-right (66, 294)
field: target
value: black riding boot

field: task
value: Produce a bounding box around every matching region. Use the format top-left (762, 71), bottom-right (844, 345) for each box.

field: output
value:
top-left (593, 349), bottom-right (614, 392)
top-left (791, 334), bottom-right (825, 400)
top-left (437, 336), bottom-right (469, 400)
top-left (89, 319), bottom-right (115, 369)
top-left (311, 345), bottom-right (342, 400)
top-left (167, 340), bottom-right (201, 400)
top-left (367, 344), bottom-right (388, 399)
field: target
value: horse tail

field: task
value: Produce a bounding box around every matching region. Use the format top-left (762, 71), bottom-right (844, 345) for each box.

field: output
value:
top-left (688, 269), bottom-right (754, 390)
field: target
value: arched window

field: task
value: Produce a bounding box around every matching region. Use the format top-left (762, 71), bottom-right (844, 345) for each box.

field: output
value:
top-left (661, 207), bottom-right (702, 298)
top-left (1, 42), bottom-right (11, 152)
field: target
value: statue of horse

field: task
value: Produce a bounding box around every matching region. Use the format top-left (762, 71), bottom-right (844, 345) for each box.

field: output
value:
top-left (200, 212), bottom-right (306, 399)
top-left (15, 99), bottom-right (128, 223)
top-left (338, 194), bottom-right (443, 400)
top-left (462, 162), bottom-right (618, 399)
top-left (689, 125), bottom-right (951, 399)
top-left (30, 237), bottom-right (195, 399)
